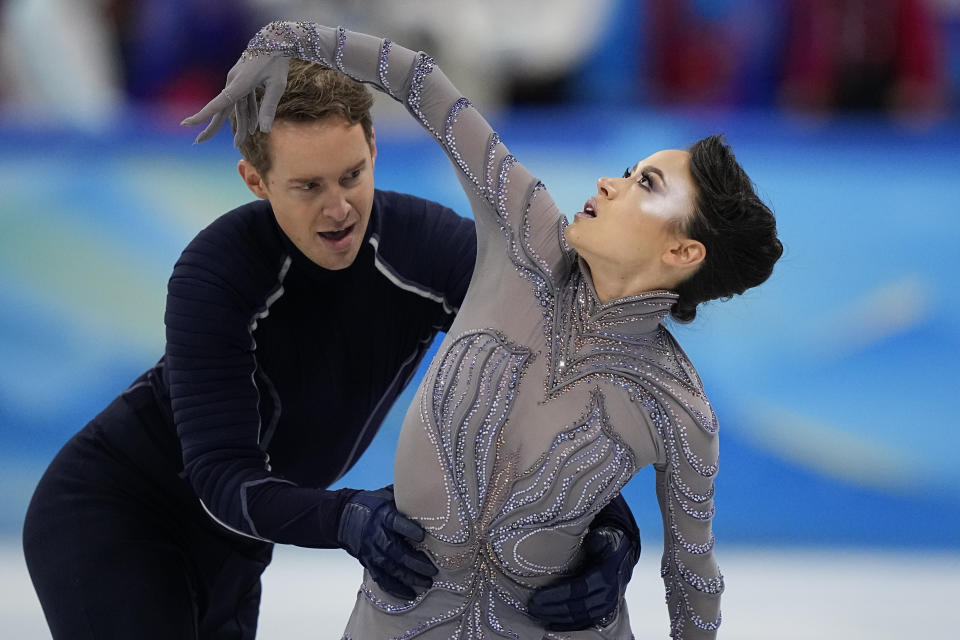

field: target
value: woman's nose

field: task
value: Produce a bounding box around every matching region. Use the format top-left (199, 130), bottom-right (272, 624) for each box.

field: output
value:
top-left (597, 177), bottom-right (616, 198)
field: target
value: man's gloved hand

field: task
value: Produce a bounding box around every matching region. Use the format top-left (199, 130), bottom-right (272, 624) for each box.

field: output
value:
top-left (180, 51), bottom-right (290, 146)
top-left (527, 525), bottom-right (640, 631)
top-left (337, 486), bottom-right (438, 601)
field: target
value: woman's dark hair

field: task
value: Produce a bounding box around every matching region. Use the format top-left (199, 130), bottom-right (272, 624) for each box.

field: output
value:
top-left (671, 135), bottom-right (783, 323)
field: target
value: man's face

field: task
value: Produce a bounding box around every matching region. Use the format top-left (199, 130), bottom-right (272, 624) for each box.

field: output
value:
top-left (239, 118), bottom-right (376, 270)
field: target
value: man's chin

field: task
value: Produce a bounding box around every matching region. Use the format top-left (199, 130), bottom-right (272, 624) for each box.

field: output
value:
top-left (311, 244), bottom-right (361, 270)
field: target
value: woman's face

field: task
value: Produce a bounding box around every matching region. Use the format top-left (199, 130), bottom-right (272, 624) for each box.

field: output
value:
top-left (564, 149), bottom-right (698, 285)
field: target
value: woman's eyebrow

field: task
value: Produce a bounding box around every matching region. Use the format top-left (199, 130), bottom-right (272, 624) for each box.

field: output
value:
top-left (640, 165), bottom-right (666, 187)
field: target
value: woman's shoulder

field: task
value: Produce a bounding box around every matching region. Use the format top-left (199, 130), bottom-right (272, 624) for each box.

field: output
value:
top-left (596, 329), bottom-right (719, 468)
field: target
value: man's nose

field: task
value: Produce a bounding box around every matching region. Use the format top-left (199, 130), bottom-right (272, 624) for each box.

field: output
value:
top-left (322, 192), bottom-right (350, 223)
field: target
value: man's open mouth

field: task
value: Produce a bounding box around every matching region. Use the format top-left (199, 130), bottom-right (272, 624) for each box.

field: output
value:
top-left (318, 225), bottom-right (354, 242)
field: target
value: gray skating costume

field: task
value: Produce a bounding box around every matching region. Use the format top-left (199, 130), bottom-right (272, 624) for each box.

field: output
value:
top-left (245, 22), bottom-right (723, 639)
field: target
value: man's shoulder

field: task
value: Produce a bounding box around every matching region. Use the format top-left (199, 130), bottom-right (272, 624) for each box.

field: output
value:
top-left (187, 199), bottom-right (276, 249)
top-left (199, 199), bottom-right (274, 237)
top-left (372, 189), bottom-right (472, 244)
top-left (374, 189), bottom-right (460, 222)
top-left (177, 199), bottom-right (283, 276)
top-left (366, 190), bottom-right (476, 302)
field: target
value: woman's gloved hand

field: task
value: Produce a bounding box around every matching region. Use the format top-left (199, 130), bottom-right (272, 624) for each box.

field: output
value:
top-left (180, 51), bottom-right (290, 146)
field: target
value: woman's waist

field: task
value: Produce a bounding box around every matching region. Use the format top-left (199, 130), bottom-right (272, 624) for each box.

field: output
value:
top-left (355, 557), bottom-right (566, 630)
top-left (351, 544), bottom-right (626, 640)
top-left (419, 527), bottom-right (589, 595)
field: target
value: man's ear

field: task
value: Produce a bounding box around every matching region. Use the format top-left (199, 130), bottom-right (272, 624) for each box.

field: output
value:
top-left (238, 159), bottom-right (269, 199)
top-left (663, 237), bottom-right (706, 270)
top-left (369, 127), bottom-right (378, 167)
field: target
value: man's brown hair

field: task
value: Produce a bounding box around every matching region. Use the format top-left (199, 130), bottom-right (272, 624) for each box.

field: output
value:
top-left (237, 59), bottom-right (375, 176)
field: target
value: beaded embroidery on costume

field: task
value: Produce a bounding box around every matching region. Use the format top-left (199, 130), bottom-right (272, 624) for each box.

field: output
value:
top-left (245, 21), bottom-right (724, 639)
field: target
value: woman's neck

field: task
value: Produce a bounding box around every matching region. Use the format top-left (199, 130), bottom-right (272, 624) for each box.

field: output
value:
top-left (583, 258), bottom-right (673, 303)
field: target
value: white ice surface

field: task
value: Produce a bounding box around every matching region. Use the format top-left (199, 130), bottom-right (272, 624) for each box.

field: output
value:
top-left (4, 541), bottom-right (957, 638)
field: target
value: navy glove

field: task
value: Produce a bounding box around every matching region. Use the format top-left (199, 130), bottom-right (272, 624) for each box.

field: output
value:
top-left (337, 485), bottom-right (438, 600)
top-left (527, 525), bottom-right (641, 630)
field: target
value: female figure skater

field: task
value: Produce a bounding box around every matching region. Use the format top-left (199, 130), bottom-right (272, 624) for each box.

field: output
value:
top-left (187, 21), bottom-right (782, 639)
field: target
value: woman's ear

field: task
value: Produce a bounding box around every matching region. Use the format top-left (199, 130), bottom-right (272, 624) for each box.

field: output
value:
top-left (663, 237), bottom-right (706, 269)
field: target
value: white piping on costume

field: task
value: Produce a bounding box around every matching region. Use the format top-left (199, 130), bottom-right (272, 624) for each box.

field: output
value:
top-left (368, 235), bottom-right (458, 315)
top-left (256, 367), bottom-right (282, 454)
top-left (250, 256), bottom-right (292, 336)
top-left (199, 498), bottom-right (272, 542)
top-left (240, 477), bottom-right (295, 538)
top-left (199, 256), bottom-right (292, 538)
top-left (247, 255), bottom-right (292, 452)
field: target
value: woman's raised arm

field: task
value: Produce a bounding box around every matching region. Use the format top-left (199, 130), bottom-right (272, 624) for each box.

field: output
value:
top-left (184, 21), bottom-right (569, 277)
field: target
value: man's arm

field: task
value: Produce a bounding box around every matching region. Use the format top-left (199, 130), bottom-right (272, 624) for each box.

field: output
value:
top-left (165, 210), bottom-right (435, 599)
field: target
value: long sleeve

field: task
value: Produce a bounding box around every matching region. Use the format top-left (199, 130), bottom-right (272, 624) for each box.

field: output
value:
top-left (244, 22), bottom-right (572, 284)
top-left (653, 392), bottom-right (724, 639)
top-left (164, 195), bottom-right (473, 549)
top-left (164, 212), bottom-right (357, 547)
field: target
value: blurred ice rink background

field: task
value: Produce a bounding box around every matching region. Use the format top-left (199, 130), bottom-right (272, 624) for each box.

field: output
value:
top-left (2, 0), bottom-right (959, 637)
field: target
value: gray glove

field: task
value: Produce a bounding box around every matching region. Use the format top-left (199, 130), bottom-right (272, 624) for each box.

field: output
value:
top-left (180, 52), bottom-right (291, 146)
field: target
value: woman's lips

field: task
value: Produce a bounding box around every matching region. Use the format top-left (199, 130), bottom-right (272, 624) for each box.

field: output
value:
top-left (575, 197), bottom-right (598, 220)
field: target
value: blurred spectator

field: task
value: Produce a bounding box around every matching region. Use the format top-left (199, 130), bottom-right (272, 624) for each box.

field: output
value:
top-left (2, 0), bottom-right (955, 123)
top-left (0, 0), bottom-right (258, 127)
top-left (0, 0), bottom-right (124, 129)
top-left (641, 0), bottom-right (952, 117)
top-left (644, 0), bottom-right (787, 108)
top-left (245, 0), bottom-right (619, 111)
top-left (779, 0), bottom-right (948, 116)
top-left (945, 0), bottom-right (960, 108)
top-left (117, 0), bottom-right (258, 110)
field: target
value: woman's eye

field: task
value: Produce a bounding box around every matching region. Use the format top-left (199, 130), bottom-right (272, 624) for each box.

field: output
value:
top-left (622, 167), bottom-right (632, 178)
top-left (638, 174), bottom-right (650, 187)
top-left (300, 182), bottom-right (316, 191)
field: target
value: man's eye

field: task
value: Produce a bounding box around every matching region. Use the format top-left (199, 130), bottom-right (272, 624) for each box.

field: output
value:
top-left (300, 182), bottom-right (316, 191)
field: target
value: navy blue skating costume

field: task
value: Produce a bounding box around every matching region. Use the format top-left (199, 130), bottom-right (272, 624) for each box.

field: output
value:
top-left (23, 190), bottom-right (475, 637)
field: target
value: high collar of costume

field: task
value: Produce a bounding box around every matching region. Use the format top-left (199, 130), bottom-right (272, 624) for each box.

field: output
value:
top-left (574, 256), bottom-right (678, 339)
top-left (271, 204), bottom-right (378, 284)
